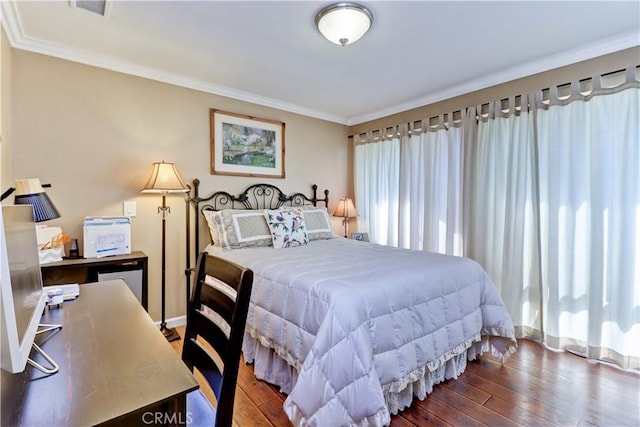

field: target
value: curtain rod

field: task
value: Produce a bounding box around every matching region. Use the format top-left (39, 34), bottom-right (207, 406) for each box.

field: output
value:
top-left (349, 66), bottom-right (638, 140)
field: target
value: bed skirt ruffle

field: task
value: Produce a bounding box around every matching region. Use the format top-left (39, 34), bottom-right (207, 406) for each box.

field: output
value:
top-left (242, 331), bottom-right (517, 423)
top-left (242, 331), bottom-right (300, 395)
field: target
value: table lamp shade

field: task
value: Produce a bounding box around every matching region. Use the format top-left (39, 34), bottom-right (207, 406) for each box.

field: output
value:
top-left (14, 178), bottom-right (61, 223)
top-left (141, 161), bottom-right (188, 193)
top-left (333, 198), bottom-right (357, 218)
top-left (333, 198), bottom-right (358, 238)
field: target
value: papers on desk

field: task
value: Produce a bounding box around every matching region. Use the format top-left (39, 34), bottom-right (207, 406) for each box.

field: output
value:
top-left (83, 216), bottom-right (131, 258)
top-left (46, 284), bottom-right (80, 304)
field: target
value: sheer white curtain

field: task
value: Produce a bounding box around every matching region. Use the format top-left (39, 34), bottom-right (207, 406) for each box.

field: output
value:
top-left (353, 68), bottom-right (639, 369)
top-left (535, 71), bottom-right (640, 368)
top-left (355, 117), bottom-right (463, 255)
top-left (399, 117), bottom-right (464, 255)
top-left (354, 133), bottom-right (400, 246)
top-left (463, 96), bottom-right (543, 339)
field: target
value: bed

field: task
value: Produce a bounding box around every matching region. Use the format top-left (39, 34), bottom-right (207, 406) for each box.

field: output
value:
top-left (186, 180), bottom-right (517, 427)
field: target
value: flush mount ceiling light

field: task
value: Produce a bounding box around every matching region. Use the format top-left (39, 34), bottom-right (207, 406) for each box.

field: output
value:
top-left (315, 2), bottom-right (373, 46)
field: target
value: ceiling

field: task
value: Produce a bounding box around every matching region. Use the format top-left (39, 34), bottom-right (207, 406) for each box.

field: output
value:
top-left (2, 1), bottom-right (639, 125)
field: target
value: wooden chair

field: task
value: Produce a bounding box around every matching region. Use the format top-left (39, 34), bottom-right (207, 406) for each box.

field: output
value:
top-left (182, 252), bottom-right (254, 427)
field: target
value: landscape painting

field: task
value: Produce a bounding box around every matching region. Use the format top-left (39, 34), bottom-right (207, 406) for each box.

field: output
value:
top-left (210, 109), bottom-right (285, 178)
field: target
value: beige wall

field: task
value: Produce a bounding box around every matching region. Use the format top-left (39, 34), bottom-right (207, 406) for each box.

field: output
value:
top-left (8, 49), bottom-right (348, 323)
top-left (1, 25), bottom-right (12, 189)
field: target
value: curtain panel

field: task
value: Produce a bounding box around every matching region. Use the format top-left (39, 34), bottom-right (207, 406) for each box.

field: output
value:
top-left (354, 133), bottom-right (400, 246)
top-left (463, 95), bottom-right (543, 340)
top-left (354, 66), bottom-right (639, 370)
top-left (534, 70), bottom-right (640, 368)
top-left (355, 114), bottom-right (464, 254)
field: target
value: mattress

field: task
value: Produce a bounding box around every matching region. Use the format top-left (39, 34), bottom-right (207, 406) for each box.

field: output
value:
top-left (206, 237), bottom-right (517, 426)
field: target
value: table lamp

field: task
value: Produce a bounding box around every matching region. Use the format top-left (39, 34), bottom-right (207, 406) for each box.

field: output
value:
top-left (333, 197), bottom-right (357, 238)
top-left (141, 161), bottom-right (189, 342)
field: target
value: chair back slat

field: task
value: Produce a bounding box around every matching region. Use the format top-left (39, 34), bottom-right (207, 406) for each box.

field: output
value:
top-left (182, 252), bottom-right (254, 427)
top-left (200, 282), bottom-right (235, 328)
top-left (193, 309), bottom-right (230, 360)
top-left (182, 337), bottom-right (224, 395)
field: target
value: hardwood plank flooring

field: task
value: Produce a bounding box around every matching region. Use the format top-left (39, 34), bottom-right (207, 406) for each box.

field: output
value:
top-left (171, 327), bottom-right (640, 426)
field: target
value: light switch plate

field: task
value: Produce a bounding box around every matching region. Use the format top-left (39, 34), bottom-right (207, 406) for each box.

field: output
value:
top-left (123, 200), bottom-right (136, 217)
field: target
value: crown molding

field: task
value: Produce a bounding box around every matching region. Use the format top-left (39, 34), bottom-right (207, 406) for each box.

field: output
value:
top-left (3, 0), bottom-right (637, 128)
top-left (1, 0), bottom-right (24, 46)
top-left (1, 1), bottom-right (349, 125)
top-left (348, 30), bottom-right (640, 126)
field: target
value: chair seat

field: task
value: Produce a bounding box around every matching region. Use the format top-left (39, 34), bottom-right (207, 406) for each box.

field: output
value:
top-left (187, 389), bottom-right (216, 426)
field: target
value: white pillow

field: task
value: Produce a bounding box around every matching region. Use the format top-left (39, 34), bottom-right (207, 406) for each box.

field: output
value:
top-left (264, 209), bottom-right (309, 249)
top-left (213, 209), bottom-right (273, 249)
top-left (203, 210), bottom-right (221, 246)
top-left (296, 206), bottom-right (336, 240)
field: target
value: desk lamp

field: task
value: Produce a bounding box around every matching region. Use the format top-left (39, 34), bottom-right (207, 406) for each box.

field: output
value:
top-left (141, 161), bottom-right (189, 342)
top-left (1, 179), bottom-right (61, 222)
top-left (333, 198), bottom-right (357, 238)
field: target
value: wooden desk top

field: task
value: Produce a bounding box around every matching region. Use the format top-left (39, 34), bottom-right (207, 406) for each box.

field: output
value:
top-left (40, 251), bottom-right (148, 270)
top-left (1, 280), bottom-right (199, 426)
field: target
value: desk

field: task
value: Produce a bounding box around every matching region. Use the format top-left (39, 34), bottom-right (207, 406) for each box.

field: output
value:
top-left (1, 280), bottom-right (199, 426)
top-left (41, 251), bottom-right (149, 310)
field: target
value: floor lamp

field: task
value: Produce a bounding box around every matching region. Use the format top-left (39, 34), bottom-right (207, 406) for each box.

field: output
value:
top-left (141, 161), bottom-right (188, 342)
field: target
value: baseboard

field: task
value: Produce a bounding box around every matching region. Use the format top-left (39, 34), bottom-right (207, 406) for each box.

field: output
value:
top-left (156, 315), bottom-right (186, 330)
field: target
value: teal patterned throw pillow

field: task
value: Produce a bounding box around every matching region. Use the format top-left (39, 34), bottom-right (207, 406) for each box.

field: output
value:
top-left (264, 209), bottom-right (309, 249)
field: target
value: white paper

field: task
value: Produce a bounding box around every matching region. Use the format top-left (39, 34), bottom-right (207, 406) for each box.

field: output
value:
top-left (83, 216), bottom-right (131, 258)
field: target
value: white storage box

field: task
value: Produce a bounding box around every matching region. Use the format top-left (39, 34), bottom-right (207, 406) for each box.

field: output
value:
top-left (36, 225), bottom-right (65, 264)
top-left (39, 247), bottom-right (64, 264)
top-left (83, 216), bottom-right (131, 258)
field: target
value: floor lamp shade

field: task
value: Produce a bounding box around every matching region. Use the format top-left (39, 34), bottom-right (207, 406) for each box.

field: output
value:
top-left (141, 161), bottom-right (188, 342)
top-left (13, 179), bottom-right (61, 223)
top-left (141, 161), bottom-right (189, 193)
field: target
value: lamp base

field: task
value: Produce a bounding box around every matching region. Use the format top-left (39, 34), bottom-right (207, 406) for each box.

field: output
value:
top-left (161, 326), bottom-right (181, 342)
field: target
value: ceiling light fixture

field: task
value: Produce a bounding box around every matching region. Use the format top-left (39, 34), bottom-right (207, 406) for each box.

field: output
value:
top-left (315, 2), bottom-right (373, 47)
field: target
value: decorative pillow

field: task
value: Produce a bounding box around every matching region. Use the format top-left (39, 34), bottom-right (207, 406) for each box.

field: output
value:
top-left (203, 209), bottom-right (221, 246)
top-left (264, 209), bottom-right (309, 249)
top-left (213, 209), bottom-right (273, 250)
top-left (295, 206), bottom-right (336, 240)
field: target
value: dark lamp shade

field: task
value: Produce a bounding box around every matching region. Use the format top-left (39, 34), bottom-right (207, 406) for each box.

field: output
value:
top-left (333, 198), bottom-right (357, 218)
top-left (14, 178), bottom-right (61, 223)
top-left (141, 161), bottom-right (188, 193)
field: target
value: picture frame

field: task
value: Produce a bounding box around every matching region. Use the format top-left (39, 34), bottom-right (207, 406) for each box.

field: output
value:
top-left (351, 232), bottom-right (369, 242)
top-left (210, 109), bottom-right (285, 178)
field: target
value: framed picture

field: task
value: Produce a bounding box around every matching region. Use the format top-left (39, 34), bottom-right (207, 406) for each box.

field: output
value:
top-left (351, 232), bottom-right (369, 242)
top-left (210, 109), bottom-right (285, 178)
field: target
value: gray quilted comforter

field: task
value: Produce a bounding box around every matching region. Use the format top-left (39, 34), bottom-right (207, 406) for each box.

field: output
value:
top-left (207, 238), bottom-right (516, 426)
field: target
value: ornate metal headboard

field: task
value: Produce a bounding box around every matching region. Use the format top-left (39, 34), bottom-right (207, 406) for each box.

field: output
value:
top-left (184, 179), bottom-right (329, 305)
top-left (196, 181), bottom-right (327, 212)
top-left (189, 178), bottom-right (329, 250)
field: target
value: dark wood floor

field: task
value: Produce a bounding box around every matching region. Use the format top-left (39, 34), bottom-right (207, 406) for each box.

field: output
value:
top-left (171, 327), bottom-right (640, 426)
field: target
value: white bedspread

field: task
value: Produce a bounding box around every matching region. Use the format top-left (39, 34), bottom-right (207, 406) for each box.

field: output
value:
top-left (207, 238), bottom-right (516, 426)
